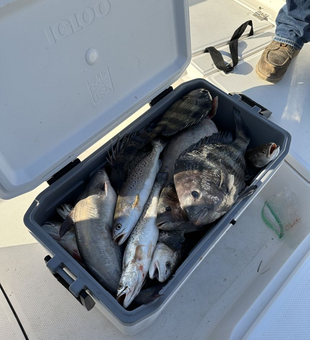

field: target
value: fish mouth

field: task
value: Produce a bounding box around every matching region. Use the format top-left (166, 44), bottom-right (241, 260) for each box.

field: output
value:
top-left (186, 207), bottom-right (209, 226)
top-left (117, 286), bottom-right (131, 308)
top-left (157, 221), bottom-right (172, 230)
top-left (269, 143), bottom-right (279, 158)
top-left (113, 233), bottom-right (127, 245)
top-left (149, 261), bottom-right (160, 281)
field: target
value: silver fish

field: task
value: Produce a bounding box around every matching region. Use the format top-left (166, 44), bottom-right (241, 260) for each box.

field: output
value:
top-left (149, 230), bottom-right (185, 282)
top-left (174, 109), bottom-right (254, 226)
top-left (42, 221), bottom-right (81, 262)
top-left (60, 168), bottom-right (122, 293)
top-left (116, 172), bottom-right (167, 309)
top-left (112, 139), bottom-right (165, 245)
top-left (246, 142), bottom-right (280, 168)
top-left (149, 243), bottom-right (181, 282)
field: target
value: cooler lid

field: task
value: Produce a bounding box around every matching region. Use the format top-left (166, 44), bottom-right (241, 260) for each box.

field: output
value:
top-left (0, 0), bottom-right (191, 199)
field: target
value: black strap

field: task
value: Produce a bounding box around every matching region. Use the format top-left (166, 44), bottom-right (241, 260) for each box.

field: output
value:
top-left (204, 20), bottom-right (254, 73)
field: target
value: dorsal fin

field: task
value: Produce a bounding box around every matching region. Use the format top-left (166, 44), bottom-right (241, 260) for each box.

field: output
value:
top-left (178, 131), bottom-right (233, 159)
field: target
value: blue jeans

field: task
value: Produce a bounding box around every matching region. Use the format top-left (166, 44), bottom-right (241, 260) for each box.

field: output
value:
top-left (274, 0), bottom-right (310, 50)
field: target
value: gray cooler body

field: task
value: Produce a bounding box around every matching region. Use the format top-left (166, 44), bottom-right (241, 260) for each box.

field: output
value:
top-left (24, 78), bottom-right (291, 335)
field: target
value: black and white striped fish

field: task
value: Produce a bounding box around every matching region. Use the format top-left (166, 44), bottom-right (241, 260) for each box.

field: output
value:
top-left (174, 108), bottom-right (256, 226)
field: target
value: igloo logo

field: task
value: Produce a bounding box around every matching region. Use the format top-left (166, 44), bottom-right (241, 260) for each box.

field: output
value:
top-left (45, 0), bottom-right (111, 45)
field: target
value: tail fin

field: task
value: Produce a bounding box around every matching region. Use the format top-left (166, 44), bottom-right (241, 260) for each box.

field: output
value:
top-left (59, 214), bottom-right (75, 237)
top-left (233, 107), bottom-right (250, 149)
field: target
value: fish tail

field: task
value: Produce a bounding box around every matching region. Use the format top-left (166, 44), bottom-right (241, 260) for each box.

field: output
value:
top-left (233, 108), bottom-right (250, 149)
top-left (151, 137), bottom-right (168, 153)
top-left (59, 214), bottom-right (75, 237)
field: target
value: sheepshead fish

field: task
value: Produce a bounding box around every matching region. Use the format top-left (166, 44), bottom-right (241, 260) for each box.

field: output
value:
top-left (160, 112), bottom-right (218, 185)
top-left (112, 139), bottom-right (165, 245)
top-left (108, 88), bottom-right (216, 192)
top-left (42, 221), bottom-right (82, 262)
top-left (149, 230), bottom-right (185, 282)
top-left (246, 142), bottom-right (280, 168)
top-left (59, 168), bottom-right (122, 293)
top-left (117, 173), bottom-right (166, 309)
top-left (174, 108), bottom-right (255, 226)
top-left (157, 184), bottom-right (199, 233)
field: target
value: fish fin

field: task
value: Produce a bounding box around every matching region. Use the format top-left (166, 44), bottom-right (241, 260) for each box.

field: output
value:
top-left (233, 107), bottom-right (250, 146)
top-left (103, 181), bottom-right (110, 197)
top-left (134, 245), bottom-right (144, 261)
top-left (59, 213), bottom-right (75, 237)
top-left (208, 96), bottom-right (218, 119)
top-left (132, 194), bottom-right (140, 209)
top-left (227, 174), bottom-right (235, 193)
top-left (179, 131), bottom-right (233, 158)
top-left (237, 185), bottom-right (257, 202)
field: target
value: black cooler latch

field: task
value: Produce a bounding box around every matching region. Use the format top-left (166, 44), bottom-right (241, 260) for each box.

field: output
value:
top-left (229, 92), bottom-right (272, 118)
top-left (47, 159), bottom-right (81, 185)
top-left (44, 255), bottom-right (95, 311)
top-left (150, 86), bottom-right (173, 107)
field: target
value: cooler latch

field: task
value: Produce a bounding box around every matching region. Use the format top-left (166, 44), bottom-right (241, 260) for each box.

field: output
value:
top-left (229, 92), bottom-right (272, 118)
top-left (47, 159), bottom-right (81, 185)
top-left (44, 255), bottom-right (95, 311)
top-left (149, 86), bottom-right (173, 107)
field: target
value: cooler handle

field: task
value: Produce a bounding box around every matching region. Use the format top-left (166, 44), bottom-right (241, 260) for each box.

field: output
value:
top-left (44, 255), bottom-right (95, 311)
top-left (229, 92), bottom-right (272, 118)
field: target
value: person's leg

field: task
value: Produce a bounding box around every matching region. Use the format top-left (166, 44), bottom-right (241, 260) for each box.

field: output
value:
top-left (256, 0), bottom-right (310, 82)
top-left (275, 0), bottom-right (310, 49)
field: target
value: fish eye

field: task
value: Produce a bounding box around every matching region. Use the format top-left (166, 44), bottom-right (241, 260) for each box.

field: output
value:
top-left (165, 206), bottom-right (172, 212)
top-left (191, 190), bottom-right (200, 199)
top-left (165, 261), bottom-right (172, 270)
top-left (115, 223), bottom-right (122, 231)
top-left (118, 283), bottom-right (123, 289)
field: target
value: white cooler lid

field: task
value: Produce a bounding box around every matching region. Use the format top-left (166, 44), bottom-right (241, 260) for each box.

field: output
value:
top-left (0, 0), bottom-right (190, 199)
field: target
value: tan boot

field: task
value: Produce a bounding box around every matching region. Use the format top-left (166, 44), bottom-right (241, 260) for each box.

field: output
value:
top-left (256, 41), bottom-right (300, 83)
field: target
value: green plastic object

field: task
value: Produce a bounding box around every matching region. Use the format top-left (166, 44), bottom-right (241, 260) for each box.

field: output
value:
top-left (261, 187), bottom-right (300, 239)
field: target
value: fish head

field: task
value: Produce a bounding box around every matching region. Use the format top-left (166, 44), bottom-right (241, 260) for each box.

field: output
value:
top-left (174, 169), bottom-right (227, 226)
top-left (117, 270), bottom-right (144, 308)
top-left (88, 168), bottom-right (110, 188)
top-left (157, 185), bottom-right (188, 230)
top-left (247, 143), bottom-right (280, 168)
top-left (112, 194), bottom-right (137, 245)
top-left (112, 214), bottom-right (132, 245)
top-left (149, 243), bottom-right (180, 282)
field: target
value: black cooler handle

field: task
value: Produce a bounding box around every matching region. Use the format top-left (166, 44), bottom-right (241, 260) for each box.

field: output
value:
top-left (44, 255), bottom-right (95, 311)
top-left (229, 92), bottom-right (272, 118)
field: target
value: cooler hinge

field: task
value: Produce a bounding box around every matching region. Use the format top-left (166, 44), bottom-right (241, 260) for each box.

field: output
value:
top-left (47, 159), bottom-right (81, 185)
top-left (253, 9), bottom-right (269, 21)
top-left (149, 86), bottom-right (173, 107)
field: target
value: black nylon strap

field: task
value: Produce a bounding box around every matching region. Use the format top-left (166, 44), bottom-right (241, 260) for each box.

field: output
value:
top-left (204, 20), bottom-right (254, 73)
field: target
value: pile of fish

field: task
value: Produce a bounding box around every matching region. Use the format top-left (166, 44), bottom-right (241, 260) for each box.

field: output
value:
top-left (42, 88), bottom-right (280, 310)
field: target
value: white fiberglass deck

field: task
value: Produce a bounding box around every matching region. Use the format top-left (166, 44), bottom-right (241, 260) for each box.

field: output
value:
top-left (3, 0), bottom-right (310, 339)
